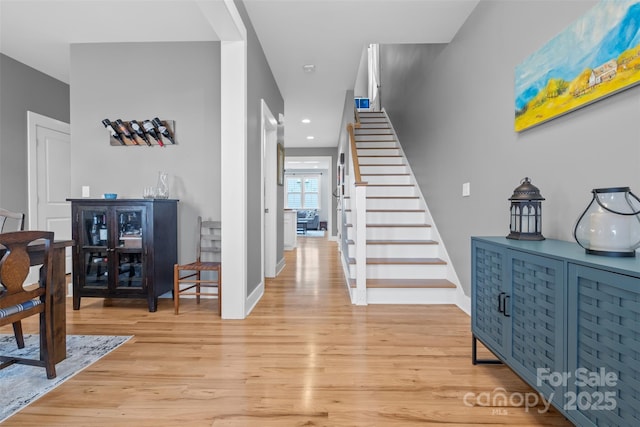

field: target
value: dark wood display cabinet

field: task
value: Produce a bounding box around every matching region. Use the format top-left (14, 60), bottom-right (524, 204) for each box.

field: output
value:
top-left (67, 198), bottom-right (178, 312)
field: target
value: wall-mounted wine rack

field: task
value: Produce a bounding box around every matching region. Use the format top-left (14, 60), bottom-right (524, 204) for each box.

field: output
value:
top-left (103, 118), bottom-right (176, 147)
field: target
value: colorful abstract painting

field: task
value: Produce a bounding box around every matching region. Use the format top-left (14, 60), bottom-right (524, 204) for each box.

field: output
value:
top-left (515, 1), bottom-right (640, 132)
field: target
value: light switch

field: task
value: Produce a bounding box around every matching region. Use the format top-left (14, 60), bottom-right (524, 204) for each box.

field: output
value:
top-left (462, 182), bottom-right (471, 197)
top-left (82, 186), bottom-right (90, 198)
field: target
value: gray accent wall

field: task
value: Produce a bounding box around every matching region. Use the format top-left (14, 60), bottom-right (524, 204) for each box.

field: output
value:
top-left (70, 41), bottom-right (221, 266)
top-left (379, 0), bottom-right (640, 296)
top-left (0, 54), bottom-right (70, 218)
top-left (235, 0), bottom-right (285, 295)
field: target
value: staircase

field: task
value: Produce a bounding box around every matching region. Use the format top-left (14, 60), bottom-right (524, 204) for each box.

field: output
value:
top-left (341, 110), bottom-right (461, 305)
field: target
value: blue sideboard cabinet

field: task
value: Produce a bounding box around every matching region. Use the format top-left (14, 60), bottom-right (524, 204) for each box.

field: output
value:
top-left (471, 237), bottom-right (640, 426)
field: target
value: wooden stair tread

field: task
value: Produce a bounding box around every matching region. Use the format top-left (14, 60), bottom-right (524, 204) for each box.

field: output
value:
top-left (358, 155), bottom-right (402, 158)
top-left (357, 147), bottom-right (398, 149)
top-left (359, 165), bottom-right (408, 168)
top-left (346, 239), bottom-right (438, 245)
top-left (365, 184), bottom-right (414, 187)
top-left (345, 209), bottom-right (425, 212)
top-left (345, 223), bottom-right (431, 228)
top-left (360, 173), bottom-right (410, 176)
top-left (344, 196), bottom-right (419, 199)
top-left (356, 141), bottom-right (395, 143)
top-left (349, 278), bottom-right (456, 289)
top-left (348, 257), bottom-right (446, 265)
top-left (358, 154), bottom-right (407, 159)
top-left (367, 239), bottom-right (438, 245)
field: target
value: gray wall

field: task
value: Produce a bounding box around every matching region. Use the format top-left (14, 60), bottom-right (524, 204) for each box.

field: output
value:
top-left (379, 0), bottom-right (640, 296)
top-left (235, 0), bottom-right (285, 295)
top-left (70, 41), bottom-right (221, 265)
top-left (0, 54), bottom-right (70, 219)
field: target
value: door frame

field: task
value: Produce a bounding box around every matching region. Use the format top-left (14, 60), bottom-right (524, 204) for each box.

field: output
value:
top-left (27, 111), bottom-right (71, 231)
top-left (261, 100), bottom-right (278, 278)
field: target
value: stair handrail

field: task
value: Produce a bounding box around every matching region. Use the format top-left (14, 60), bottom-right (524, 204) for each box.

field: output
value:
top-left (347, 123), bottom-right (365, 185)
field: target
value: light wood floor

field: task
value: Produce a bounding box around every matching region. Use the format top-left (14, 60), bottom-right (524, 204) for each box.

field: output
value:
top-left (1, 236), bottom-right (572, 426)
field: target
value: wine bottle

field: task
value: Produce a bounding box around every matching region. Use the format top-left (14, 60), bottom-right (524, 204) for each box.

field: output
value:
top-left (143, 120), bottom-right (164, 147)
top-left (102, 119), bottom-right (125, 145)
top-left (129, 120), bottom-right (152, 146)
top-left (152, 117), bottom-right (175, 144)
top-left (114, 119), bottom-right (137, 145)
top-left (99, 214), bottom-right (108, 245)
top-left (91, 215), bottom-right (100, 245)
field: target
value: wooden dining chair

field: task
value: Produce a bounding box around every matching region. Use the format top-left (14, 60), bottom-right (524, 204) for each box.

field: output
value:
top-left (0, 230), bottom-right (57, 379)
top-left (174, 217), bottom-right (221, 315)
top-left (0, 208), bottom-right (25, 232)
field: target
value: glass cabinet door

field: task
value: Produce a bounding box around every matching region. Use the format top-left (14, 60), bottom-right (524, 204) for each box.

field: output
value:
top-left (80, 208), bottom-right (109, 288)
top-left (115, 208), bottom-right (144, 289)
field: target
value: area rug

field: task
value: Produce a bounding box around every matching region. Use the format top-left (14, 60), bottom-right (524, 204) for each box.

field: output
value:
top-left (0, 334), bottom-right (131, 423)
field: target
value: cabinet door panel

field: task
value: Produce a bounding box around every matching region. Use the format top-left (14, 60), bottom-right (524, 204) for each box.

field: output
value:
top-left (508, 251), bottom-right (564, 404)
top-left (114, 207), bottom-right (145, 291)
top-left (472, 240), bottom-right (507, 358)
top-left (567, 264), bottom-right (640, 427)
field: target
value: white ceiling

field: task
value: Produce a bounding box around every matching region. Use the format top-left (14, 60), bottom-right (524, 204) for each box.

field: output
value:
top-left (0, 0), bottom-right (478, 148)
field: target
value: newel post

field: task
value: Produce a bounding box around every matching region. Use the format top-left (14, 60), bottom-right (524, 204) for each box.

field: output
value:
top-left (354, 183), bottom-right (367, 305)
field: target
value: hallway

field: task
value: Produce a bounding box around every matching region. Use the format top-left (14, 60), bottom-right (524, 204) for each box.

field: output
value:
top-left (2, 236), bottom-right (571, 426)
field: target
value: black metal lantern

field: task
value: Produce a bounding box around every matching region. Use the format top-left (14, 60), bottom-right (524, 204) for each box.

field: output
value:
top-left (507, 177), bottom-right (545, 241)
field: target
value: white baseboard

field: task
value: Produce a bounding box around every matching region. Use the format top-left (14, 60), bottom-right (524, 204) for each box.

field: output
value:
top-left (456, 292), bottom-right (471, 316)
top-left (276, 257), bottom-right (285, 276)
top-left (245, 281), bottom-right (264, 316)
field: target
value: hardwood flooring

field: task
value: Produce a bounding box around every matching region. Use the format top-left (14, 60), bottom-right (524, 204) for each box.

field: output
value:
top-left (1, 236), bottom-right (572, 426)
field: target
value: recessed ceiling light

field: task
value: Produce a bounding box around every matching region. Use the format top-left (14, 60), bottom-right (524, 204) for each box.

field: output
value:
top-left (303, 64), bottom-right (315, 73)
top-left (306, 136), bottom-right (315, 140)
top-left (301, 118), bottom-right (311, 124)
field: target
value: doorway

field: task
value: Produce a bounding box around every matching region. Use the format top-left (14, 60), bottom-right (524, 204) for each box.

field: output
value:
top-left (27, 111), bottom-right (72, 273)
top-left (284, 156), bottom-right (333, 239)
top-left (261, 100), bottom-right (278, 278)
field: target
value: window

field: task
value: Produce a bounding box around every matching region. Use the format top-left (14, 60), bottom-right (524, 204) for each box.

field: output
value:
top-left (286, 174), bottom-right (320, 209)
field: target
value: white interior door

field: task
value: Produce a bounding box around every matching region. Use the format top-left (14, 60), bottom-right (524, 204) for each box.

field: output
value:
top-left (28, 112), bottom-right (72, 273)
top-left (261, 100), bottom-right (278, 278)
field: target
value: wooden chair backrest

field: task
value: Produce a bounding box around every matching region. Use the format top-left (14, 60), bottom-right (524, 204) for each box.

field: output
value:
top-left (0, 208), bottom-right (25, 233)
top-left (197, 217), bottom-right (221, 262)
top-left (0, 230), bottom-right (53, 307)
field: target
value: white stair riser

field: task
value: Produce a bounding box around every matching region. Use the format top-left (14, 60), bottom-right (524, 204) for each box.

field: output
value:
top-left (355, 129), bottom-right (393, 136)
top-left (357, 148), bottom-right (400, 156)
top-left (348, 243), bottom-right (440, 258)
top-left (365, 288), bottom-right (457, 305)
top-left (366, 211), bottom-right (426, 224)
top-left (355, 134), bottom-right (395, 143)
top-left (345, 198), bottom-right (421, 210)
top-left (366, 186), bottom-right (416, 197)
top-left (360, 175), bottom-right (412, 185)
top-left (358, 156), bottom-right (404, 165)
top-left (360, 165), bottom-right (408, 174)
top-left (345, 210), bottom-right (426, 224)
top-left (356, 141), bottom-right (397, 149)
top-left (349, 263), bottom-right (447, 279)
top-left (347, 226), bottom-right (433, 240)
top-left (359, 119), bottom-right (388, 124)
top-left (358, 123), bottom-right (390, 129)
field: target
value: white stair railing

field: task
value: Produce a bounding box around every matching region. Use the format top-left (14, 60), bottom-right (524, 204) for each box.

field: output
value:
top-left (347, 120), bottom-right (368, 305)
